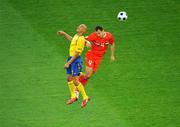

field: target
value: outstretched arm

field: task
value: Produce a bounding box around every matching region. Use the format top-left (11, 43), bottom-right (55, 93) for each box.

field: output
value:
top-left (110, 43), bottom-right (115, 63)
top-left (57, 31), bottom-right (72, 42)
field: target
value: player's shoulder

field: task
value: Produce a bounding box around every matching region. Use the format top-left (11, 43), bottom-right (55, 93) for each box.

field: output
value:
top-left (85, 32), bottom-right (97, 39)
top-left (105, 32), bottom-right (113, 36)
top-left (89, 32), bottom-right (97, 36)
top-left (105, 32), bottom-right (114, 39)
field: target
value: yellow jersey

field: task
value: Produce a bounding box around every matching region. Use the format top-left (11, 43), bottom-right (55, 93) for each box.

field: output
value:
top-left (69, 34), bottom-right (85, 56)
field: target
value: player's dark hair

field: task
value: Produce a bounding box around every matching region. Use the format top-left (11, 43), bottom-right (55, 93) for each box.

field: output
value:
top-left (95, 26), bottom-right (104, 31)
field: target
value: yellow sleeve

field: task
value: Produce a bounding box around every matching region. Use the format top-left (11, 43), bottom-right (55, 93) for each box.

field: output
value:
top-left (75, 37), bottom-right (85, 53)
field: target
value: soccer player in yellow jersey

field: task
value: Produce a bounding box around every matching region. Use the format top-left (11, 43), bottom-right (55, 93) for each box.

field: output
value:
top-left (57, 24), bottom-right (90, 108)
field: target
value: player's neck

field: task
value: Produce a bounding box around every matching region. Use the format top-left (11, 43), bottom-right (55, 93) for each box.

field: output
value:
top-left (77, 32), bottom-right (83, 36)
top-left (101, 32), bottom-right (106, 38)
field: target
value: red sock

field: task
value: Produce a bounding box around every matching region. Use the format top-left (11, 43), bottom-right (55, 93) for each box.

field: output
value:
top-left (79, 74), bottom-right (89, 86)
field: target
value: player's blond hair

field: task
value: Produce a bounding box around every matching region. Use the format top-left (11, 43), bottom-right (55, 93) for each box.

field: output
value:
top-left (79, 24), bottom-right (87, 32)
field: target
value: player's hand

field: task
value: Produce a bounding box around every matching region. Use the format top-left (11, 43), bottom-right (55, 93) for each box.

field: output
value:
top-left (110, 55), bottom-right (115, 63)
top-left (57, 31), bottom-right (66, 36)
top-left (86, 41), bottom-right (92, 48)
top-left (64, 62), bottom-right (70, 69)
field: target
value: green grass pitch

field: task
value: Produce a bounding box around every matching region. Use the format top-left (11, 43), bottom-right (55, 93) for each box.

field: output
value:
top-left (0, 0), bottom-right (180, 127)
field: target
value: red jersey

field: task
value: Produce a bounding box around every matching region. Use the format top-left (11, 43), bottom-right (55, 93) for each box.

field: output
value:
top-left (86, 32), bottom-right (114, 57)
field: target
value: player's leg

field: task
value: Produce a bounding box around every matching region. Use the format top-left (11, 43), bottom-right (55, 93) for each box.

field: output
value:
top-left (73, 76), bottom-right (90, 108)
top-left (79, 67), bottom-right (93, 86)
top-left (79, 56), bottom-right (94, 85)
top-left (79, 58), bottom-right (102, 86)
top-left (93, 58), bottom-right (102, 73)
top-left (73, 76), bottom-right (88, 99)
top-left (76, 66), bottom-right (93, 101)
top-left (85, 66), bottom-right (93, 78)
top-left (66, 62), bottom-right (77, 105)
top-left (67, 74), bottom-right (76, 99)
top-left (72, 58), bottom-right (90, 108)
top-left (80, 66), bottom-right (93, 85)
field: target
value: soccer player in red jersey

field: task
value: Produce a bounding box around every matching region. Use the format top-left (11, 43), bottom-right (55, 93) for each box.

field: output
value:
top-left (79, 26), bottom-right (115, 86)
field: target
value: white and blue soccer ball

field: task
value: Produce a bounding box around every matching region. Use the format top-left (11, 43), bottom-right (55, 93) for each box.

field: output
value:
top-left (117, 11), bottom-right (128, 21)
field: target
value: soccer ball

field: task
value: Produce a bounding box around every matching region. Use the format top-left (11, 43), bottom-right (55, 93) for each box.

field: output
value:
top-left (117, 11), bottom-right (128, 21)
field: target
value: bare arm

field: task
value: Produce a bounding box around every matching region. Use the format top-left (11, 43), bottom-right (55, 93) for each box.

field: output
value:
top-left (57, 31), bottom-right (72, 42)
top-left (110, 43), bottom-right (115, 63)
top-left (64, 52), bottom-right (80, 69)
top-left (68, 52), bottom-right (79, 65)
top-left (85, 40), bottom-right (92, 48)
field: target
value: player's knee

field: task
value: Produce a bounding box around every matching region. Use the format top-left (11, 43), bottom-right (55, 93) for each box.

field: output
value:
top-left (73, 78), bottom-right (80, 86)
top-left (73, 81), bottom-right (79, 86)
top-left (67, 76), bottom-right (73, 82)
top-left (86, 73), bottom-right (92, 79)
top-left (85, 68), bottom-right (93, 79)
top-left (86, 75), bottom-right (91, 80)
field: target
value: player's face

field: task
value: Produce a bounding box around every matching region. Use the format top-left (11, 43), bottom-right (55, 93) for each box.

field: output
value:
top-left (96, 30), bottom-right (104, 38)
top-left (76, 25), bottom-right (86, 34)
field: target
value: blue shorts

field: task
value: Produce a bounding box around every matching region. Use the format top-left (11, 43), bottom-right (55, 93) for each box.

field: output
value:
top-left (66, 56), bottom-right (83, 76)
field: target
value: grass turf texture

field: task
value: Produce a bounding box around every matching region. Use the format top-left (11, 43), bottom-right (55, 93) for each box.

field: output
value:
top-left (0, 0), bottom-right (180, 127)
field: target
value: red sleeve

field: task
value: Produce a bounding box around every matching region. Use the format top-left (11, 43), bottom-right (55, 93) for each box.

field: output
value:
top-left (109, 34), bottom-right (115, 45)
top-left (86, 32), bottom-right (95, 42)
